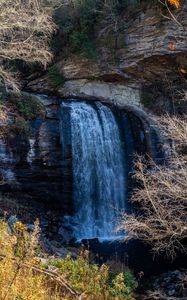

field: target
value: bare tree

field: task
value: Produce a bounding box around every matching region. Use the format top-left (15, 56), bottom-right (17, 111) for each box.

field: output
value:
top-left (117, 116), bottom-right (187, 258)
top-left (0, 0), bottom-right (56, 89)
top-left (160, 115), bottom-right (187, 150)
top-left (0, 104), bottom-right (8, 136)
top-left (96, 0), bottom-right (126, 49)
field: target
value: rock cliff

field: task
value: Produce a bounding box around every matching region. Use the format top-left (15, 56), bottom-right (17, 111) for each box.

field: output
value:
top-left (26, 1), bottom-right (187, 112)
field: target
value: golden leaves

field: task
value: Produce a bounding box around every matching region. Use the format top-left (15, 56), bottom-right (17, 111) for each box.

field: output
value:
top-left (179, 68), bottom-right (186, 75)
top-left (168, 42), bottom-right (177, 51)
top-left (179, 67), bottom-right (187, 78)
top-left (167, 0), bottom-right (180, 8)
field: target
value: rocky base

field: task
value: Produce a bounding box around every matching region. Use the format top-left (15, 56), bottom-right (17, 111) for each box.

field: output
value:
top-left (137, 270), bottom-right (187, 300)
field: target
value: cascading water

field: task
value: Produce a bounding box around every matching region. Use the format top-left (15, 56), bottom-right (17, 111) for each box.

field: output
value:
top-left (60, 101), bottom-right (133, 241)
top-left (0, 140), bottom-right (15, 183)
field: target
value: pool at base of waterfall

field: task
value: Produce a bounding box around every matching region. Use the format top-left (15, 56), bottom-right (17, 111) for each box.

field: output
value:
top-left (59, 100), bottom-right (136, 242)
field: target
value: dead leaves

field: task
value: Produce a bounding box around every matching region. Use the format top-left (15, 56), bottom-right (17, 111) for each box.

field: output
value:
top-left (167, 0), bottom-right (180, 9)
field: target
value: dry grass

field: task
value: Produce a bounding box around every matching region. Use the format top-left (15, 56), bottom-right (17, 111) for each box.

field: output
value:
top-left (0, 0), bottom-right (55, 89)
top-left (160, 115), bottom-right (187, 142)
top-left (0, 105), bottom-right (8, 124)
top-left (0, 103), bottom-right (9, 136)
top-left (0, 220), bottom-right (78, 300)
top-left (0, 218), bottom-right (137, 299)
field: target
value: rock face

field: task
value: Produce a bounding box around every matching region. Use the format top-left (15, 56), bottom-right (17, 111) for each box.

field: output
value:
top-left (59, 1), bottom-right (187, 83)
top-left (138, 270), bottom-right (187, 300)
top-left (58, 80), bottom-right (141, 107)
top-left (58, 3), bottom-right (187, 84)
top-left (27, 2), bottom-right (187, 106)
top-left (0, 94), bottom-right (165, 218)
top-left (27, 78), bottom-right (142, 110)
top-left (118, 4), bottom-right (187, 82)
top-left (0, 95), bottom-right (72, 215)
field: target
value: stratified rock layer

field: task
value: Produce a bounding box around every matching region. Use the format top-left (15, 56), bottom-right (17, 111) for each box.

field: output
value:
top-left (27, 2), bottom-right (187, 104)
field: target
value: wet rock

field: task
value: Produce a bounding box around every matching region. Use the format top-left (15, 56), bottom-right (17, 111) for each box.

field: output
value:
top-left (149, 270), bottom-right (187, 299)
top-left (27, 93), bottom-right (58, 107)
top-left (8, 215), bottom-right (18, 228)
top-left (58, 226), bottom-right (73, 244)
top-left (26, 223), bottom-right (35, 231)
top-left (81, 238), bottom-right (100, 250)
top-left (168, 290), bottom-right (176, 297)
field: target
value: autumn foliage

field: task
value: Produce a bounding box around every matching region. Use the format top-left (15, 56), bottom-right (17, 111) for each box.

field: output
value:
top-left (167, 0), bottom-right (180, 8)
top-left (0, 218), bottom-right (137, 300)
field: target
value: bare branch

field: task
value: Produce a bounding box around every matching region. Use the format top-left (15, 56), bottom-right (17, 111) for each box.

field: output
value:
top-left (0, 0), bottom-right (56, 89)
top-left (117, 116), bottom-right (187, 258)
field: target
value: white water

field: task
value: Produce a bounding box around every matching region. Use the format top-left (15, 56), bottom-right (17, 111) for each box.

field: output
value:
top-left (60, 101), bottom-right (127, 241)
top-left (27, 138), bottom-right (36, 164)
top-left (0, 140), bottom-right (15, 183)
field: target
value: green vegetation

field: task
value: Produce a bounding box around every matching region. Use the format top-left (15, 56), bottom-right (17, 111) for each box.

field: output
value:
top-left (0, 92), bottom-right (45, 136)
top-left (47, 65), bottom-right (65, 88)
top-left (53, 0), bottom-right (98, 59)
top-left (0, 0), bottom-right (182, 86)
top-left (12, 117), bottom-right (31, 136)
top-left (49, 256), bottom-right (109, 296)
top-left (0, 219), bottom-right (137, 299)
top-left (52, 0), bottom-right (146, 57)
top-left (141, 90), bottom-right (153, 108)
top-left (43, 255), bottom-right (137, 299)
top-left (70, 32), bottom-right (97, 59)
top-left (52, 0), bottom-right (181, 58)
top-left (8, 93), bottom-right (45, 120)
top-left (0, 220), bottom-right (62, 300)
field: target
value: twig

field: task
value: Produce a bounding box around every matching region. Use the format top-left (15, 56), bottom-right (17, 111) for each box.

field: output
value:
top-left (0, 254), bottom-right (81, 299)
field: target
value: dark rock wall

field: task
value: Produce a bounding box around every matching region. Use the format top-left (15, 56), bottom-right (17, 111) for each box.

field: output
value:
top-left (0, 96), bottom-right (165, 215)
top-left (0, 97), bottom-right (72, 213)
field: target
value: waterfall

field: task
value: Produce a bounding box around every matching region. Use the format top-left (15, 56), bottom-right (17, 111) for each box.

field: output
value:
top-left (0, 140), bottom-right (15, 183)
top-left (60, 101), bottom-right (130, 241)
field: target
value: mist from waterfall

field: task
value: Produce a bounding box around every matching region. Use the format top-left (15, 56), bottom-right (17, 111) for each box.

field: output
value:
top-left (60, 101), bottom-right (131, 241)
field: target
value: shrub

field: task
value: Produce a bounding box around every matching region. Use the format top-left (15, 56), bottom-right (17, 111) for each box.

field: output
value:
top-left (141, 90), bottom-right (153, 108)
top-left (53, 0), bottom-right (98, 59)
top-left (111, 272), bottom-right (138, 300)
top-left (0, 220), bottom-right (62, 300)
top-left (0, 220), bottom-right (137, 299)
top-left (0, 0), bottom-right (55, 89)
top-left (47, 255), bottom-right (137, 299)
top-left (8, 93), bottom-right (45, 120)
top-left (47, 65), bottom-right (65, 88)
top-left (12, 117), bottom-right (31, 136)
top-left (117, 116), bottom-right (187, 259)
top-left (69, 32), bottom-right (97, 59)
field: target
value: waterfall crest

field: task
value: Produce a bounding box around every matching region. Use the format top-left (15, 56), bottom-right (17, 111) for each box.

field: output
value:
top-left (60, 101), bottom-right (128, 241)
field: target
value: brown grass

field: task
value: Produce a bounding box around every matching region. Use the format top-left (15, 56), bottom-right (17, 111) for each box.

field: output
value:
top-left (0, 104), bottom-right (9, 136)
top-left (0, 0), bottom-right (56, 89)
top-left (0, 220), bottom-right (79, 300)
top-left (0, 217), bottom-right (137, 299)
